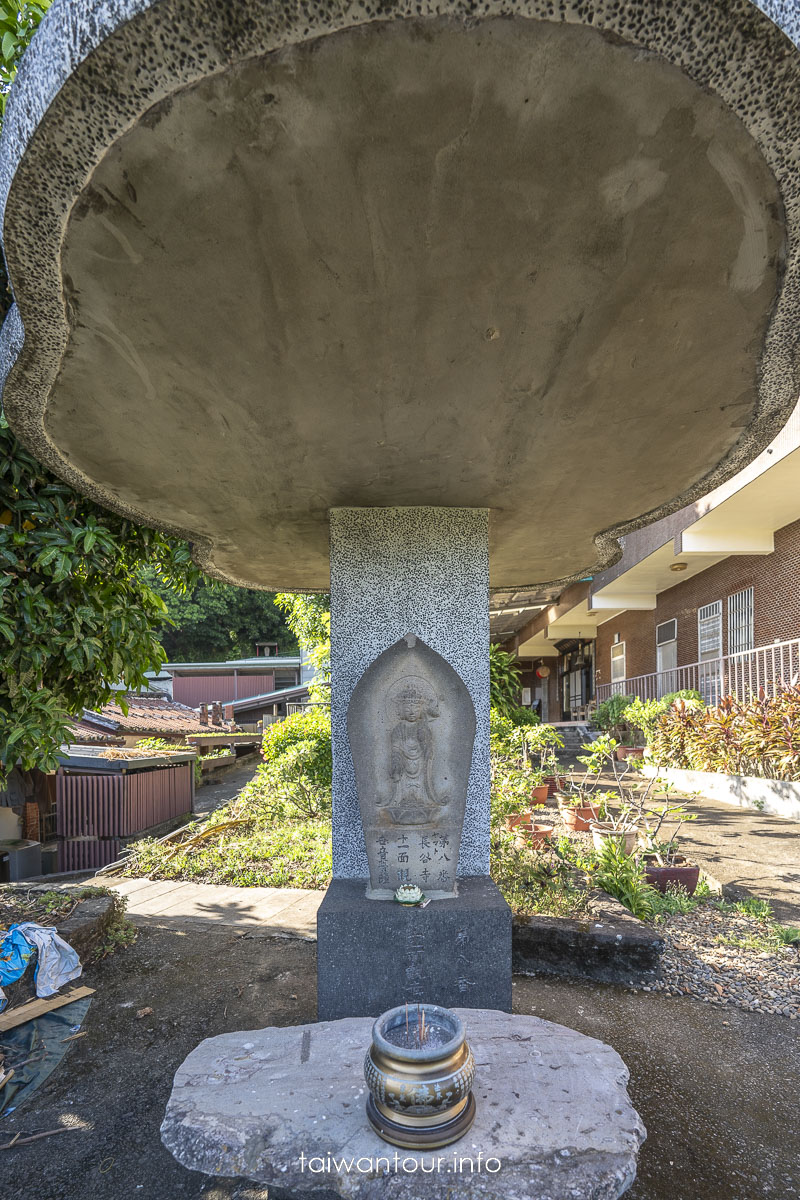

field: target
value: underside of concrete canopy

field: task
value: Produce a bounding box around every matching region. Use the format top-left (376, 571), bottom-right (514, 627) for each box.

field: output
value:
top-left (1, 1), bottom-right (799, 591)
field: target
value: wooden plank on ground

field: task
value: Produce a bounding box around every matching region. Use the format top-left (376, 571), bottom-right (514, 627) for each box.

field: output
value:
top-left (0, 986), bottom-right (95, 1032)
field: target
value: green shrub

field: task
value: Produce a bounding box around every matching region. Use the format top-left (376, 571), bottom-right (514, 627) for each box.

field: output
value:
top-left (593, 693), bottom-right (634, 738)
top-left (261, 708), bottom-right (332, 789)
top-left (650, 687), bottom-right (800, 781)
top-left (489, 644), bottom-right (522, 717)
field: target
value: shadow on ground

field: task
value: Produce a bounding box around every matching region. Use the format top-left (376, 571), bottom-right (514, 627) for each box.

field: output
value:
top-left (1, 927), bottom-right (798, 1200)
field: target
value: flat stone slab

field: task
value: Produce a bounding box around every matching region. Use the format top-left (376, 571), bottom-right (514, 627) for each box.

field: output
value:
top-left (161, 1009), bottom-right (645, 1199)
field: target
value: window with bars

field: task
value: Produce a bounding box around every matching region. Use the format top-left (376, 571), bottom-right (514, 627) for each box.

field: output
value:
top-left (728, 587), bottom-right (754, 655)
top-left (697, 601), bottom-right (722, 661)
top-left (610, 641), bottom-right (626, 693)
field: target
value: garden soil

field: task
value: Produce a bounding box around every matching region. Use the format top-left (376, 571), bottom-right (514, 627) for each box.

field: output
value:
top-left (0, 926), bottom-right (798, 1200)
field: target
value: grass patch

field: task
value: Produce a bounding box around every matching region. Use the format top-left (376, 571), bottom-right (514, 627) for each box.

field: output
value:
top-left (123, 762), bottom-right (333, 890)
top-left (491, 833), bottom-right (590, 918)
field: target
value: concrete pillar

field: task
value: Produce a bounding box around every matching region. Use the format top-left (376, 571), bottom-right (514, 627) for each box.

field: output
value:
top-left (329, 507), bottom-right (491, 881)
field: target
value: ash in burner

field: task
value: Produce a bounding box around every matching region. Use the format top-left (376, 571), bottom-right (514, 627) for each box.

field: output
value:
top-left (382, 1005), bottom-right (452, 1050)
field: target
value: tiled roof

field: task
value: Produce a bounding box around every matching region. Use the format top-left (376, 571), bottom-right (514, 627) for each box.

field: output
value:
top-left (80, 695), bottom-right (233, 736)
top-left (65, 718), bottom-right (123, 746)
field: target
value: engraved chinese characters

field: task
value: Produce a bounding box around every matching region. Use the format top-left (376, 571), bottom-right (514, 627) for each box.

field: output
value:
top-left (347, 636), bottom-right (476, 899)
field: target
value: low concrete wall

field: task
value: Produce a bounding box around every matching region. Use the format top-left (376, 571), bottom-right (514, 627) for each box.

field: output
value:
top-left (642, 764), bottom-right (800, 821)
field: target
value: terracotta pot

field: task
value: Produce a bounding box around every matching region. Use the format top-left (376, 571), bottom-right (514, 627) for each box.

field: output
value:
top-left (590, 822), bottom-right (638, 855)
top-left (544, 775), bottom-right (568, 798)
top-left (561, 804), bottom-right (600, 833)
top-left (643, 855), bottom-right (700, 895)
top-left (530, 784), bottom-right (550, 804)
top-left (504, 812), bottom-right (532, 832)
top-left (514, 822), bottom-right (554, 850)
top-left (615, 745), bottom-right (644, 761)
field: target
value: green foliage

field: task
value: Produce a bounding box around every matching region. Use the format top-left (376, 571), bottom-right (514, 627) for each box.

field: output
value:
top-left (0, 414), bottom-right (201, 777)
top-left (489, 644), bottom-right (521, 717)
top-left (275, 592), bottom-right (330, 702)
top-left (592, 693), bottom-right (634, 738)
top-left (0, 1), bottom-right (50, 114)
top-left (261, 707), bottom-right (332, 789)
top-left (489, 705), bottom-right (541, 756)
top-left (491, 839), bottom-right (589, 919)
top-left (593, 838), bottom-right (659, 921)
top-left (145, 572), bottom-right (294, 661)
top-left (650, 688), bottom-right (800, 781)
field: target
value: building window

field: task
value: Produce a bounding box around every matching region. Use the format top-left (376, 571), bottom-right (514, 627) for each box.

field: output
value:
top-left (728, 587), bottom-right (754, 656)
top-left (610, 641), bottom-right (626, 693)
top-left (697, 600), bottom-right (723, 706)
top-left (697, 601), bottom-right (723, 660)
top-left (656, 619), bottom-right (677, 696)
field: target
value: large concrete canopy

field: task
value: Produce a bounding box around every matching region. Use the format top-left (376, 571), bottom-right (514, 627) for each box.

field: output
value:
top-left (1, 1), bottom-right (799, 590)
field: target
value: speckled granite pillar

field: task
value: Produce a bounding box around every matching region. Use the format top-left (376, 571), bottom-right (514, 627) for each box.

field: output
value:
top-left (321, 508), bottom-right (510, 1018)
top-left (329, 507), bottom-right (490, 881)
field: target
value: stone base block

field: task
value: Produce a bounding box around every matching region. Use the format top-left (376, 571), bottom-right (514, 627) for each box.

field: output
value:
top-left (161, 1009), bottom-right (646, 1199)
top-left (316, 875), bottom-right (511, 1020)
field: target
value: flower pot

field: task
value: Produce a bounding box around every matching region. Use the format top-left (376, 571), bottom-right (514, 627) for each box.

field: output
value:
top-left (643, 855), bottom-right (700, 895)
top-left (544, 775), bottom-right (568, 798)
top-left (514, 822), bottom-right (554, 850)
top-left (530, 784), bottom-right (550, 804)
top-left (590, 822), bottom-right (638, 855)
top-left (615, 745), bottom-right (644, 761)
top-left (504, 812), bottom-right (527, 832)
top-left (561, 804), bottom-right (600, 833)
top-left (364, 1003), bottom-right (476, 1149)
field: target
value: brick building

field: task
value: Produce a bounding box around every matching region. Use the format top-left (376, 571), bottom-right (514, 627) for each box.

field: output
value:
top-left (494, 400), bottom-right (800, 717)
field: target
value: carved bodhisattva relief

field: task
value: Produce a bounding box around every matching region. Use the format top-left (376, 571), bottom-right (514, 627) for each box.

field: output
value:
top-left (347, 636), bottom-right (476, 899)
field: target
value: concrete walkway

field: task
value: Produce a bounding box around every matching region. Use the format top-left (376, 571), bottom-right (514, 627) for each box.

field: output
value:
top-left (560, 757), bottom-right (800, 924)
top-left (192, 757), bottom-right (261, 815)
top-left (678, 796), bottom-right (800, 924)
top-left (108, 877), bottom-right (322, 938)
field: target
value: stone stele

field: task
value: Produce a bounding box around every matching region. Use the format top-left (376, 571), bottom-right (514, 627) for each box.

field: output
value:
top-left (160, 1009), bottom-right (646, 1200)
top-left (347, 635), bottom-right (476, 899)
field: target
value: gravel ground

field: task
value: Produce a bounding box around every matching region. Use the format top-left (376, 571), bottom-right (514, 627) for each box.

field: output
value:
top-left (526, 802), bottom-right (800, 1020)
top-left (635, 905), bottom-right (800, 1018)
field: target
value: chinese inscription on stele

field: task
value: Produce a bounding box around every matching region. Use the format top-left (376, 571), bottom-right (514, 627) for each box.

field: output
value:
top-left (347, 635), bottom-right (477, 900)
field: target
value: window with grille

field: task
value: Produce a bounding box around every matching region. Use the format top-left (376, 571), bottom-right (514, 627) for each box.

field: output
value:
top-left (656, 619), bottom-right (677, 646)
top-left (610, 641), bottom-right (626, 692)
top-left (728, 588), bottom-right (754, 655)
top-left (697, 601), bottom-right (722, 661)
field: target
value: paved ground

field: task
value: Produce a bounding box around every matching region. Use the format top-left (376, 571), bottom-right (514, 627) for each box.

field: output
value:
top-left (1, 926), bottom-right (797, 1200)
top-left (193, 758), bottom-right (261, 816)
top-left (678, 796), bottom-right (800, 923)
top-left (559, 757), bottom-right (800, 923)
top-left (107, 877), bottom-right (320, 937)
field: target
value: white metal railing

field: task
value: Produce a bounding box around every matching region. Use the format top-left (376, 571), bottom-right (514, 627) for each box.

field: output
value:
top-left (595, 637), bottom-right (800, 705)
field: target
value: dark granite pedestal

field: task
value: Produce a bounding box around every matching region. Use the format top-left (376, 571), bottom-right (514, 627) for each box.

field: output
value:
top-left (317, 875), bottom-right (511, 1019)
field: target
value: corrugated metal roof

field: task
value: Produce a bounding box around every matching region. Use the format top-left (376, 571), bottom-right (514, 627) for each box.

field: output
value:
top-left (164, 657), bottom-right (301, 672)
top-left (230, 682), bottom-right (325, 711)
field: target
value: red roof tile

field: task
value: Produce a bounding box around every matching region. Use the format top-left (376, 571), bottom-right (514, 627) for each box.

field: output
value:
top-left (81, 695), bottom-right (233, 736)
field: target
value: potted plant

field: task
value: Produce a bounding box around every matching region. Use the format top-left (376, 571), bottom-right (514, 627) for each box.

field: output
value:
top-left (510, 724), bottom-right (565, 795)
top-left (528, 767), bottom-right (550, 805)
top-left (559, 792), bottom-right (602, 832)
top-left (589, 808), bottom-right (639, 855)
top-left (592, 693), bottom-right (634, 748)
top-left (514, 817), bottom-right (554, 850)
top-left (637, 792), bottom-right (700, 894)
